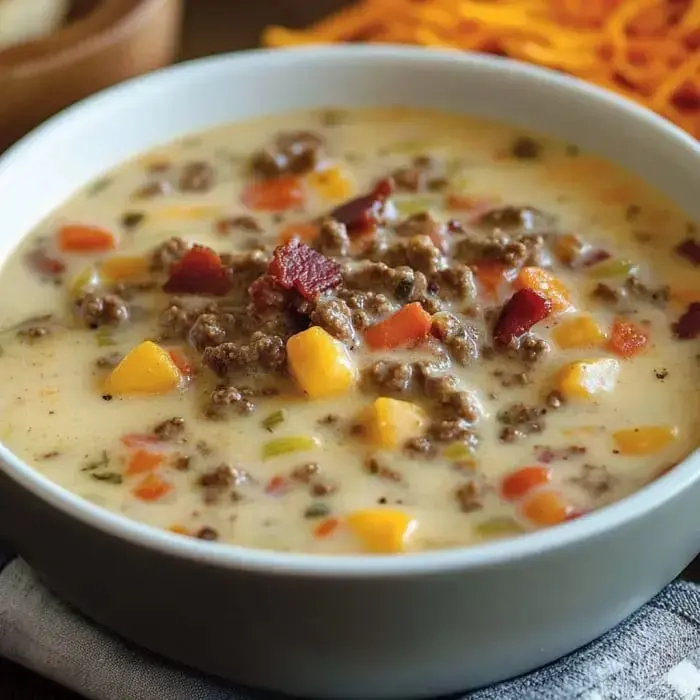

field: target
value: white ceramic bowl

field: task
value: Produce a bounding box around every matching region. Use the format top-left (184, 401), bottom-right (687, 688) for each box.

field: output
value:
top-left (0, 47), bottom-right (699, 700)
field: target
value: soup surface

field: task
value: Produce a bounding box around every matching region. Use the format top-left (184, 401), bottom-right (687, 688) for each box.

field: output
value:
top-left (1, 108), bottom-right (699, 554)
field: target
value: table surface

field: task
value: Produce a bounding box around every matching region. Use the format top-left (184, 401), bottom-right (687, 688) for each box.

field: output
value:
top-left (0, 0), bottom-right (698, 697)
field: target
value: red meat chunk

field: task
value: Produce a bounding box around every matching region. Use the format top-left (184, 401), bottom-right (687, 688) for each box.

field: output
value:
top-left (494, 288), bottom-right (552, 345)
top-left (329, 177), bottom-right (393, 234)
top-left (163, 245), bottom-right (232, 296)
top-left (268, 240), bottom-right (341, 300)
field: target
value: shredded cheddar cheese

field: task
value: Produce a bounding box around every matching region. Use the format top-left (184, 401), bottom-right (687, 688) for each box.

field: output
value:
top-left (262, 0), bottom-right (700, 138)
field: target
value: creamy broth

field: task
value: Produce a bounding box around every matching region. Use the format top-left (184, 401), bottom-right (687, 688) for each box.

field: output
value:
top-left (0, 108), bottom-right (698, 554)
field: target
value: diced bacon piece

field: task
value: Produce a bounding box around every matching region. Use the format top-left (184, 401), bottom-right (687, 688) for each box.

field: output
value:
top-left (493, 288), bottom-right (552, 345)
top-left (329, 177), bottom-right (393, 234)
top-left (162, 245), bottom-right (232, 296)
top-left (673, 302), bottom-right (700, 339)
top-left (267, 240), bottom-right (341, 300)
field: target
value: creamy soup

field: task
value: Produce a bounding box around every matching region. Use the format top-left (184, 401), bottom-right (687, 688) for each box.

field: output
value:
top-left (0, 108), bottom-right (698, 555)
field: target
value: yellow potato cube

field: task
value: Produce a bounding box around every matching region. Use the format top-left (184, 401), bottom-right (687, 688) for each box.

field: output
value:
top-left (347, 509), bottom-right (417, 553)
top-left (287, 326), bottom-right (357, 398)
top-left (362, 397), bottom-right (428, 449)
top-left (553, 315), bottom-right (606, 350)
top-left (100, 256), bottom-right (149, 282)
top-left (104, 341), bottom-right (181, 396)
top-left (556, 358), bottom-right (620, 399)
top-left (307, 165), bottom-right (355, 201)
top-left (613, 426), bottom-right (678, 455)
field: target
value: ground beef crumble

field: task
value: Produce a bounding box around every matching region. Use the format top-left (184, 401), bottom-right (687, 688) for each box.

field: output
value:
top-left (430, 265), bottom-right (477, 303)
top-left (364, 360), bottom-right (415, 393)
top-left (497, 402), bottom-right (547, 442)
top-left (251, 131), bottom-right (324, 178)
top-left (150, 237), bottom-right (189, 272)
top-left (506, 334), bottom-right (550, 363)
top-left (428, 419), bottom-right (479, 446)
top-left (391, 155), bottom-right (446, 192)
top-left (383, 235), bottom-right (445, 275)
top-left (309, 296), bottom-right (355, 343)
top-left (315, 217), bottom-right (350, 257)
top-left (431, 312), bottom-right (482, 365)
top-left (290, 462), bottom-right (336, 496)
top-left (17, 326), bottom-right (51, 342)
top-left (336, 288), bottom-right (395, 330)
top-left (198, 464), bottom-right (249, 505)
top-left (153, 417), bottom-right (186, 441)
top-left (455, 481), bottom-right (483, 512)
top-left (395, 213), bottom-right (445, 247)
top-left (592, 275), bottom-right (669, 308)
top-left (179, 161), bottom-right (215, 193)
top-left (76, 292), bottom-right (128, 328)
top-left (188, 312), bottom-right (237, 351)
top-left (404, 436), bottom-right (437, 457)
top-left (196, 526), bottom-right (220, 541)
top-left (204, 385), bottom-right (256, 419)
top-left (202, 332), bottom-right (286, 377)
top-left (216, 215), bottom-right (262, 235)
top-left (365, 456), bottom-right (404, 483)
top-left (570, 463), bottom-right (613, 498)
top-left (475, 206), bottom-right (552, 234)
top-left (224, 251), bottom-right (270, 295)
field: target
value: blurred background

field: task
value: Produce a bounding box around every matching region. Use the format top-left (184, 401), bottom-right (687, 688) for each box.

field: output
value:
top-left (0, 0), bottom-right (349, 151)
top-left (1, 0), bottom-right (697, 152)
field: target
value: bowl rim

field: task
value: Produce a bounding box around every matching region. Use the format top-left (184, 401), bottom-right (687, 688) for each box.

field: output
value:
top-left (1, 44), bottom-right (699, 578)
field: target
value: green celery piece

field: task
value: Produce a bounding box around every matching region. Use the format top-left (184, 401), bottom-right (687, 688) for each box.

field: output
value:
top-left (394, 196), bottom-right (441, 218)
top-left (262, 435), bottom-right (319, 460)
top-left (587, 259), bottom-right (639, 279)
top-left (474, 517), bottom-right (526, 540)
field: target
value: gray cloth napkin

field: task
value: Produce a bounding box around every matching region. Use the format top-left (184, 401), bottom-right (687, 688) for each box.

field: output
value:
top-left (3, 554), bottom-right (700, 700)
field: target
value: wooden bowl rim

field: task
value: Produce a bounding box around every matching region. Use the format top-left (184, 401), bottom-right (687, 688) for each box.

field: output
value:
top-left (0, 0), bottom-right (176, 79)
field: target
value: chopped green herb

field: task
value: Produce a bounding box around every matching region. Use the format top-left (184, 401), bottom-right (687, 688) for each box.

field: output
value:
top-left (262, 436), bottom-right (320, 460)
top-left (510, 136), bottom-right (543, 160)
top-left (87, 178), bottom-right (112, 197)
top-left (304, 502), bottom-right (331, 519)
top-left (474, 517), bottom-right (526, 539)
top-left (121, 212), bottom-right (146, 230)
top-left (82, 451), bottom-right (110, 472)
top-left (90, 472), bottom-right (123, 484)
top-left (587, 258), bottom-right (639, 280)
top-left (262, 409), bottom-right (286, 433)
top-left (394, 195), bottom-right (441, 218)
top-left (443, 442), bottom-right (476, 461)
top-left (95, 328), bottom-right (117, 347)
top-left (69, 267), bottom-right (100, 298)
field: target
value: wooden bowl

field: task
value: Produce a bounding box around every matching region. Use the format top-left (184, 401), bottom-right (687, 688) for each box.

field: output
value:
top-left (0, 0), bottom-right (183, 151)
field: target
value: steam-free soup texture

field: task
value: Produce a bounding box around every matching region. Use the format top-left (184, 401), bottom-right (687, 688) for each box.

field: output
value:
top-left (1, 109), bottom-right (699, 554)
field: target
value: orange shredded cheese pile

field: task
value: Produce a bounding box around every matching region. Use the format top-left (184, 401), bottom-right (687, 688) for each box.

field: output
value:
top-left (262, 0), bottom-right (700, 138)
